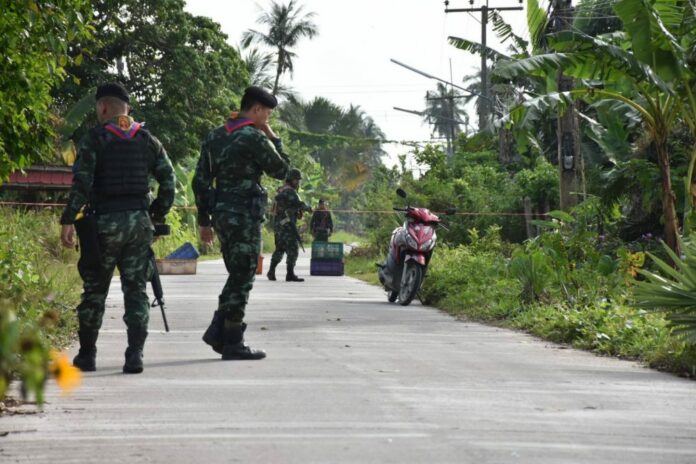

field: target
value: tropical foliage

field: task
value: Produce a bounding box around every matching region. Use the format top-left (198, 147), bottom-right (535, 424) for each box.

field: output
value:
top-left (241, 0), bottom-right (318, 96)
top-left (0, 0), bottom-right (92, 180)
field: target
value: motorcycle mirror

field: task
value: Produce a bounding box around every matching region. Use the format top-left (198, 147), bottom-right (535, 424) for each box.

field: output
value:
top-left (445, 206), bottom-right (457, 216)
top-left (396, 188), bottom-right (407, 198)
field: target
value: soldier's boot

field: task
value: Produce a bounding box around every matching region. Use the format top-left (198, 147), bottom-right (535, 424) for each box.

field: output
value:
top-left (72, 328), bottom-right (99, 372)
top-left (286, 265), bottom-right (304, 282)
top-left (221, 322), bottom-right (266, 361)
top-left (202, 310), bottom-right (224, 354)
top-left (267, 260), bottom-right (279, 281)
top-left (123, 328), bottom-right (148, 374)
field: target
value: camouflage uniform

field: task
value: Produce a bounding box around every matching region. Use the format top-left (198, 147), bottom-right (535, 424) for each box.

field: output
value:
top-left (270, 184), bottom-right (310, 274)
top-left (192, 117), bottom-right (289, 326)
top-left (61, 115), bottom-right (175, 371)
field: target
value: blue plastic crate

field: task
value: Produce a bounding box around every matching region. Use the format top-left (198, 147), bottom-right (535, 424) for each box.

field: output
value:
top-left (311, 242), bottom-right (343, 260)
top-left (310, 259), bottom-right (344, 276)
top-left (165, 242), bottom-right (200, 260)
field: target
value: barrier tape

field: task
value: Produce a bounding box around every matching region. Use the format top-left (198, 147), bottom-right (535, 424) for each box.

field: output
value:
top-left (0, 201), bottom-right (549, 217)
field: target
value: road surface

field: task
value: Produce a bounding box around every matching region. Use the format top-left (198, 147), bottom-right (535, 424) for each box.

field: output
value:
top-left (2, 253), bottom-right (696, 463)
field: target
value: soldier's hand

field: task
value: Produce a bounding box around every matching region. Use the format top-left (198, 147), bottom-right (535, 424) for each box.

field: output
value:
top-left (259, 123), bottom-right (278, 140)
top-left (200, 226), bottom-right (215, 246)
top-left (61, 224), bottom-right (76, 248)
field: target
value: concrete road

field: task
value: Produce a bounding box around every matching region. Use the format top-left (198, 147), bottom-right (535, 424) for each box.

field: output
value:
top-left (2, 253), bottom-right (696, 463)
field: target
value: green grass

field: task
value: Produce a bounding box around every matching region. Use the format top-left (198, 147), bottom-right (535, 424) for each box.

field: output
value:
top-left (345, 247), bottom-right (696, 377)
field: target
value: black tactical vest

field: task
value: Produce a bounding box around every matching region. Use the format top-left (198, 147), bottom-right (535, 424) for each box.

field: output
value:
top-left (91, 125), bottom-right (150, 214)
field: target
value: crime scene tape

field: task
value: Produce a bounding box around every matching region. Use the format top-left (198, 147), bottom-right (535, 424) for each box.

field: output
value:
top-left (0, 201), bottom-right (549, 217)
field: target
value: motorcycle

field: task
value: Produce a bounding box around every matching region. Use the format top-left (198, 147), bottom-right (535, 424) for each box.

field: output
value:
top-left (377, 188), bottom-right (454, 306)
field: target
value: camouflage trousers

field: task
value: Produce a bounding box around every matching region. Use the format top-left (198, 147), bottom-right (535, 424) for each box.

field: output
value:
top-left (270, 224), bottom-right (298, 270)
top-left (212, 211), bottom-right (262, 323)
top-left (76, 210), bottom-right (153, 332)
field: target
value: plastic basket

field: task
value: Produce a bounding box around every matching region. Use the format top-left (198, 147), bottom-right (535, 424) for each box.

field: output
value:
top-left (310, 259), bottom-right (344, 276)
top-left (165, 242), bottom-right (200, 260)
top-left (156, 259), bottom-right (197, 275)
top-left (311, 242), bottom-right (343, 260)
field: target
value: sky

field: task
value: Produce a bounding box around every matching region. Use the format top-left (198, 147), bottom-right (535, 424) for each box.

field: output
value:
top-left (184, 0), bottom-right (531, 168)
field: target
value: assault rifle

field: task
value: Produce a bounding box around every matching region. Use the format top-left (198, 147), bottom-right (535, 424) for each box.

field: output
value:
top-left (151, 223), bottom-right (170, 332)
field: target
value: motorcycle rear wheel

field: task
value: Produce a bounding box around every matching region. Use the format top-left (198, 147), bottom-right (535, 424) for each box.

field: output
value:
top-left (398, 262), bottom-right (423, 306)
top-left (387, 290), bottom-right (398, 303)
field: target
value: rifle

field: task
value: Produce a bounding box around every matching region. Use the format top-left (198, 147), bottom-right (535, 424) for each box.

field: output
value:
top-left (289, 219), bottom-right (305, 253)
top-left (151, 223), bottom-right (170, 332)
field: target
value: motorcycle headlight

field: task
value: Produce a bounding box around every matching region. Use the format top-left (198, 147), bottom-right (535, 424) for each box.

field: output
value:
top-left (406, 234), bottom-right (418, 250)
top-left (420, 238), bottom-right (434, 251)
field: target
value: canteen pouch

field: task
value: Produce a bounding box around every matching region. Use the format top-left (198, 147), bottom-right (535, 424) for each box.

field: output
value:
top-left (250, 185), bottom-right (268, 220)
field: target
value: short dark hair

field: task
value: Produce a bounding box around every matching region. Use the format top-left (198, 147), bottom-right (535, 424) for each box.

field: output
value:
top-left (241, 86), bottom-right (277, 111)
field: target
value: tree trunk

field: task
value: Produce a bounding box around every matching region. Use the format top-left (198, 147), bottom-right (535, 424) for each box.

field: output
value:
top-left (523, 196), bottom-right (534, 239)
top-left (273, 49), bottom-right (284, 96)
top-left (656, 138), bottom-right (680, 256)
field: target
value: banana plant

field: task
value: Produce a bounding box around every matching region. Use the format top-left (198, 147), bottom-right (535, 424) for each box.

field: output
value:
top-left (492, 0), bottom-right (696, 256)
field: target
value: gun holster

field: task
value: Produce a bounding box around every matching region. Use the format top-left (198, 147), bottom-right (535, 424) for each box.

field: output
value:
top-left (74, 212), bottom-right (102, 270)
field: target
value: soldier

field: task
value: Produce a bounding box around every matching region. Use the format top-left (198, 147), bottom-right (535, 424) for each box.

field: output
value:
top-left (310, 199), bottom-right (334, 242)
top-left (60, 82), bottom-right (175, 374)
top-left (193, 86), bottom-right (290, 360)
top-left (267, 169), bottom-right (311, 282)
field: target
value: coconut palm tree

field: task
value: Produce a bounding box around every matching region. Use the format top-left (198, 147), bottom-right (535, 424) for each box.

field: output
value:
top-left (241, 0), bottom-right (318, 96)
top-left (423, 83), bottom-right (469, 156)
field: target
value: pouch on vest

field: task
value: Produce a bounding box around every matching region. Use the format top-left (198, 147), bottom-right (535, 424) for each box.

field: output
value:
top-left (75, 212), bottom-right (102, 270)
top-left (250, 184), bottom-right (268, 220)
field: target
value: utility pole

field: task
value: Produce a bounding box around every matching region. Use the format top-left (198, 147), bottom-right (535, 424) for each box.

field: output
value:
top-left (444, 0), bottom-right (523, 132)
top-left (551, 0), bottom-right (580, 210)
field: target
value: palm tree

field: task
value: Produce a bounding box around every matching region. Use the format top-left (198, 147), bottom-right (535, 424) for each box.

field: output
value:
top-left (241, 0), bottom-right (318, 96)
top-left (423, 83), bottom-right (468, 156)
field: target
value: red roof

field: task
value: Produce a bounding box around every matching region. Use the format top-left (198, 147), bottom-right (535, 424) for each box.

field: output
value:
top-left (5, 166), bottom-right (73, 190)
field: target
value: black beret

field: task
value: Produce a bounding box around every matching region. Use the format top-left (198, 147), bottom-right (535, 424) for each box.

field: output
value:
top-left (241, 86), bottom-right (278, 109)
top-left (96, 82), bottom-right (130, 104)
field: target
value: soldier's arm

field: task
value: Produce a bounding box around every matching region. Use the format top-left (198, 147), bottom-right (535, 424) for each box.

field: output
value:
top-left (148, 135), bottom-right (176, 222)
top-left (60, 133), bottom-right (97, 225)
top-left (327, 212), bottom-right (334, 230)
top-left (253, 131), bottom-right (290, 180)
top-left (192, 140), bottom-right (214, 227)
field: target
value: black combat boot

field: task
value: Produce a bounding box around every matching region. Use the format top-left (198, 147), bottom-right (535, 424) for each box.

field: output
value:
top-left (266, 260), bottom-right (279, 281)
top-left (286, 265), bottom-right (304, 282)
top-left (221, 322), bottom-right (266, 360)
top-left (202, 310), bottom-right (224, 354)
top-left (123, 328), bottom-right (148, 374)
top-left (72, 329), bottom-right (99, 372)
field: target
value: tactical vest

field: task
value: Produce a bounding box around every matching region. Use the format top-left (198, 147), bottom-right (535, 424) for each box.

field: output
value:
top-left (91, 123), bottom-right (150, 214)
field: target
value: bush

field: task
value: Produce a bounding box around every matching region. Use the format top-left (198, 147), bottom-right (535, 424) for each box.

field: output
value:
top-left (0, 208), bottom-right (81, 403)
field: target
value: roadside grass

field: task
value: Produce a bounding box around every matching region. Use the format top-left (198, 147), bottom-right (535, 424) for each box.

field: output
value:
top-left (345, 247), bottom-right (696, 377)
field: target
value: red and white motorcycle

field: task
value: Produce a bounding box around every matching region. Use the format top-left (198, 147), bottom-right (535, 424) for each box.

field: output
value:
top-left (377, 188), bottom-right (453, 306)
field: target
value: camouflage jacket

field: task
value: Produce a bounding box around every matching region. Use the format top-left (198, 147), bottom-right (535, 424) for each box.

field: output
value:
top-left (60, 115), bottom-right (176, 225)
top-left (273, 184), bottom-right (310, 228)
top-left (192, 118), bottom-right (290, 227)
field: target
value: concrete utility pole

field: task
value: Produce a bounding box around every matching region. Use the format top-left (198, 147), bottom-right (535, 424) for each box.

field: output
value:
top-left (551, 0), bottom-right (580, 210)
top-left (444, 0), bottom-right (523, 132)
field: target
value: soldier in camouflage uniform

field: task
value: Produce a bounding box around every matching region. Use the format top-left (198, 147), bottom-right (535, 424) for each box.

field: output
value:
top-left (193, 86), bottom-right (290, 360)
top-left (268, 169), bottom-right (311, 282)
top-left (60, 82), bottom-right (175, 374)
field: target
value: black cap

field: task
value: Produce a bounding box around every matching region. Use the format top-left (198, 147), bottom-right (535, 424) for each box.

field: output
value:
top-left (96, 82), bottom-right (130, 104)
top-left (241, 86), bottom-right (278, 110)
top-left (319, 198), bottom-right (326, 204)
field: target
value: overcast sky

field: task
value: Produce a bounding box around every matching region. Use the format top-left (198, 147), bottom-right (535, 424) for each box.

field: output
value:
top-left (184, 0), bottom-right (531, 168)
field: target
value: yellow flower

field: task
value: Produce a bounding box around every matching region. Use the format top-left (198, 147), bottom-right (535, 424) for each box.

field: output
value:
top-left (48, 351), bottom-right (81, 394)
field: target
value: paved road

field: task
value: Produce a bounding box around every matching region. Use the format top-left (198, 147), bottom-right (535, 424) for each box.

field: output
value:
top-left (2, 253), bottom-right (696, 463)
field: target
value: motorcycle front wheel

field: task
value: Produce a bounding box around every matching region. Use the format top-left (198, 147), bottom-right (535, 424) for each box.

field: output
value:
top-left (398, 262), bottom-right (423, 306)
